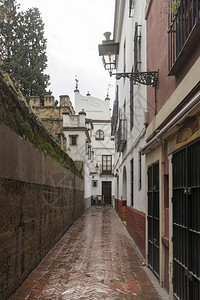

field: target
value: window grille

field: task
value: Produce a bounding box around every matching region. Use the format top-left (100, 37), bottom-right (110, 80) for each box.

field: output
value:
top-left (168, 0), bottom-right (200, 75)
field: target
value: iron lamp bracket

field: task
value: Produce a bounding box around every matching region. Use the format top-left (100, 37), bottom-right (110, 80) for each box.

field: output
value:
top-left (112, 71), bottom-right (158, 87)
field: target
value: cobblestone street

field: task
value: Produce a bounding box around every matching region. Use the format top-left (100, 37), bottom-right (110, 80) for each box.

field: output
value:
top-left (9, 207), bottom-right (166, 299)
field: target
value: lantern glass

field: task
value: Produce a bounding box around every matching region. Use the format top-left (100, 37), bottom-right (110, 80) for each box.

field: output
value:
top-left (98, 33), bottom-right (119, 76)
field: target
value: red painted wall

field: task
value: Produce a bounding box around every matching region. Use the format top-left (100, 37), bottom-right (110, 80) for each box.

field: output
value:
top-left (146, 0), bottom-right (200, 123)
top-left (147, 0), bottom-right (175, 122)
top-left (114, 199), bottom-right (127, 221)
top-left (118, 199), bottom-right (122, 219)
top-left (126, 206), bottom-right (146, 258)
top-left (114, 200), bottom-right (145, 257)
top-left (114, 198), bottom-right (118, 212)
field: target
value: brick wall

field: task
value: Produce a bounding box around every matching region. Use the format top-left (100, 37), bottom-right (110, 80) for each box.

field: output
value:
top-left (114, 198), bottom-right (118, 212)
top-left (114, 200), bottom-right (145, 257)
top-left (114, 199), bottom-right (127, 221)
top-left (126, 206), bottom-right (146, 258)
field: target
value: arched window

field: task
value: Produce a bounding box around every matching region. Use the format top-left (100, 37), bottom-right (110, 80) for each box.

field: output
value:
top-left (95, 130), bottom-right (104, 140)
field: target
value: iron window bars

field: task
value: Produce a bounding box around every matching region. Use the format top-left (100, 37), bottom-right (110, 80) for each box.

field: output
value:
top-left (168, 0), bottom-right (200, 75)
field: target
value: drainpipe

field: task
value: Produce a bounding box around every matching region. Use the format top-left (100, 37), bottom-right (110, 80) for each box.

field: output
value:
top-left (141, 91), bottom-right (200, 154)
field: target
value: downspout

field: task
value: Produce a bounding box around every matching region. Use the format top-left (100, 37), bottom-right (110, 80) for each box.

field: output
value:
top-left (141, 91), bottom-right (200, 154)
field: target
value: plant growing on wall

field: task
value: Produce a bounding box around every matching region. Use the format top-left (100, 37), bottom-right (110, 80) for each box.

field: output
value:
top-left (161, 0), bottom-right (181, 15)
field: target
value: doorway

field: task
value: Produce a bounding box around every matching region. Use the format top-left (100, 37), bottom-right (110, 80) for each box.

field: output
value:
top-left (172, 140), bottom-right (200, 300)
top-left (147, 161), bottom-right (160, 278)
top-left (102, 181), bottom-right (112, 205)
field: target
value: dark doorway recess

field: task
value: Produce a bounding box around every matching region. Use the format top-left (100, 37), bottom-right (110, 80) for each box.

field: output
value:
top-left (172, 139), bottom-right (200, 300)
top-left (102, 181), bottom-right (112, 205)
top-left (147, 161), bottom-right (160, 278)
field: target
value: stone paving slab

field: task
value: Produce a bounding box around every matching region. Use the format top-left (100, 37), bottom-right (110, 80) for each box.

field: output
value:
top-left (9, 207), bottom-right (166, 299)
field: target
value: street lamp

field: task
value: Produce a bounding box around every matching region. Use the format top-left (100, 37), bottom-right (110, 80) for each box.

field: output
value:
top-left (98, 32), bottom-right (159, 113)
top-left (98, 32), bottom-right (119, 76)
top-left (95, 164), bottom-right (99, 172)
top-left (89, 164), bottom-right (99, 176)
top-left (98, 33), bottom-right (158, 88)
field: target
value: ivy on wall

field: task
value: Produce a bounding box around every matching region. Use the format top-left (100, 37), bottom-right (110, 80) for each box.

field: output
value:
top-left (0, 72), bottom-right (82, 178)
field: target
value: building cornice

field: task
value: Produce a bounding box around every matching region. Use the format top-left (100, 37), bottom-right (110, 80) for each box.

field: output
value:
top-left (92, 120), bottom-right (111, 123)
top-left (63, 127), bottom-right (91, 142)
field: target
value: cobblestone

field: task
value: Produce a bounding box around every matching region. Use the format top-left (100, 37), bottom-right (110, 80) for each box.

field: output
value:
top-left (9, 207), bottom-right (164, 299)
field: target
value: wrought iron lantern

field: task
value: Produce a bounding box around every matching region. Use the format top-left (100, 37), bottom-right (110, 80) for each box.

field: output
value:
top-left (89, 163), bottom-right (99, 176)
top-left (98, 32), bottom-right (119, 76)
top-left (95, 164), bottom-right (99, 172)
top-left (98, 33), bottom-right (158, 88)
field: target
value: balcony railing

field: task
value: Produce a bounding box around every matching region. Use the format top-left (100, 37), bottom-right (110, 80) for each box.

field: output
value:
top-left (168, 0), bottom-right (200, 75)
top-left (101, 169), bottom-right (113, 176)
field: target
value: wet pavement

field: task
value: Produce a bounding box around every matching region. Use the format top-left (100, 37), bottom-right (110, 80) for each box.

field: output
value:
top-left (10, 207), bottom-right (166, 299)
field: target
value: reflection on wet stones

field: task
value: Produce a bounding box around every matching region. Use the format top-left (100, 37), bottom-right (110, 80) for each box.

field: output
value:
top-left (10, 207), bottom-right (161, 300)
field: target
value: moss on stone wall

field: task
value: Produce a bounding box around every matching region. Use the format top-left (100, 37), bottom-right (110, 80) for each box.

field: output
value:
top-left (0, 72), bottom-right (82, 178)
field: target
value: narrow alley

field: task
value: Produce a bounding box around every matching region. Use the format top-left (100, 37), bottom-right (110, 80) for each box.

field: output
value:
top-left (9, 207), bottom-right (167, 300)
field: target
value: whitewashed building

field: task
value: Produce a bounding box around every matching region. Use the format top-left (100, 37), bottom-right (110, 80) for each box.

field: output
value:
top-left (63, 109), bottom-right (93, 210)
top-left (63, 84), bottom-right (115, 210)
top-left (99, 0), bottom-right (148, 258)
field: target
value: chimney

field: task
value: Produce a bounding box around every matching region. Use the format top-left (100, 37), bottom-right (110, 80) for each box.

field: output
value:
top-left (60, 95), bottom-right (70, 107)
top-left (78, 109), bottom-right (86, 127)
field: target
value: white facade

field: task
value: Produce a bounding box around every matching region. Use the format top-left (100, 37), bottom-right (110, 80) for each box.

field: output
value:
top-left (112, 0), bottom-right (147, 212)
top-left (63, 88), bottom-right (115, 210)
top-left (75, 91), bottom-right (111, 120)
top-left (75, 89), bottom-right (115, 207)
top-left (63, 112), bottom-right (90, 161)
top-left (63, 110), bottom-right (93, 210)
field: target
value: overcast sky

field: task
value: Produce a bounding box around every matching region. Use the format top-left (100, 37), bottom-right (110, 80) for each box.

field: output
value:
top-left (18, 0), bottom-right (116, 106)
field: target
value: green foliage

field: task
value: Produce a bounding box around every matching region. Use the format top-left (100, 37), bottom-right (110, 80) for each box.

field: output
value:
top-left (0, 0), bottom-right (50, 100)
top-left (0, 101), bottom-right (82, 177)
top-left (161, 0), bottom-right (181, 15)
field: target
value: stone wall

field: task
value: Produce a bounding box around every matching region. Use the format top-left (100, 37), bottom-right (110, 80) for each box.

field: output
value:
top-left (0, 73), bottom-right (84, 299)
top-left (30, 95), bottom-right (75, 144)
